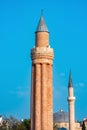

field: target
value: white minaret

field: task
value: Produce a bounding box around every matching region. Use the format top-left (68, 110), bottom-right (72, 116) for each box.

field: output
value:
top-left (67, 71), bottom-right (76, 130)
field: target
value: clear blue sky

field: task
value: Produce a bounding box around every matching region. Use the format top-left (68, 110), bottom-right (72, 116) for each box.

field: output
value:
top-left (0, 0), bottom-right (87, 121)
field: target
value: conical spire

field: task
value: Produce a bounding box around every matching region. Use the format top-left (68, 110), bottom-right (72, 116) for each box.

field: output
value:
top-left (68, 70), bottom-right (73, 87)
top-left (36, 12), bottom-right (48, 32)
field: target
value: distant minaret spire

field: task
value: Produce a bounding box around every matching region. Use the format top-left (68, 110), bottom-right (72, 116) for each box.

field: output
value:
top-left (67, 71), bottom-right (76, 130)
top-left (68, 69), bottom-right (72, 87)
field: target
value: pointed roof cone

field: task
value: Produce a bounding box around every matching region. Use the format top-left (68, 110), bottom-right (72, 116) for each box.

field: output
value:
top-left (36, 13), bottom-right (49, 32)
top-left (68, 70), bottom-right (73, 87)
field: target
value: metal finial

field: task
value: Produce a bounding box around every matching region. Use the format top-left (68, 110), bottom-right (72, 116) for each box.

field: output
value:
top-left (36, 10), bottom-right (48, 32)
top-left (69, 69), bottom-right (72, 80)
top-left (41, 9), bottom-right (44, 16)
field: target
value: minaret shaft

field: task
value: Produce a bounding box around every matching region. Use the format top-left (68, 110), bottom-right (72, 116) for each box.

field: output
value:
top-left (35, 32), bottom-right (49, 47)
top-left (47, 64), bottom-right (53, 130)
top-left (69, 101), bottom-right (75, 130)
top-left (35, 64), bottom-right (41, 130)
top-left (41, 63), bottom-right (48, 130)
top-left (30, 65), bottom-right (35, 130)
top-left (30, 14), bottom-right (54, 130)
top-left (31, 63), bottom-right (53, 130)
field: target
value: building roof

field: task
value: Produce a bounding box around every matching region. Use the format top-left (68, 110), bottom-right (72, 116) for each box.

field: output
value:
top-left (36, 15), bottom-right (48, 32)
top-left (53, 109), bottom-right (69, 123)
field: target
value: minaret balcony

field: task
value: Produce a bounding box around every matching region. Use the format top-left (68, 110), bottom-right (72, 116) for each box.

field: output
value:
top-left (31, 47), bottom-right (54, 64)
top-left (67, 96), bottom-right (76, 101)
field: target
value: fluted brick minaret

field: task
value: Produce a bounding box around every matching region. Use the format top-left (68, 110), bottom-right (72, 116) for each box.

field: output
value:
top-left (67, 71), bottom-right (76, 130)
top-left (30, 14), bottom-right (54, 130)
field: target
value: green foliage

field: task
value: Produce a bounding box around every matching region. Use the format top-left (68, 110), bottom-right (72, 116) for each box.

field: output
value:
top-left (0, 116), bottom-right (30, 130)
top-left (10, 118), bottom-right (31, 130)
top-left (53, 123), bottom-right (58, 130)
top-left (21, 119), bottom-right (30, 130)
top-left (82, 121), bottom-right (85, 130)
